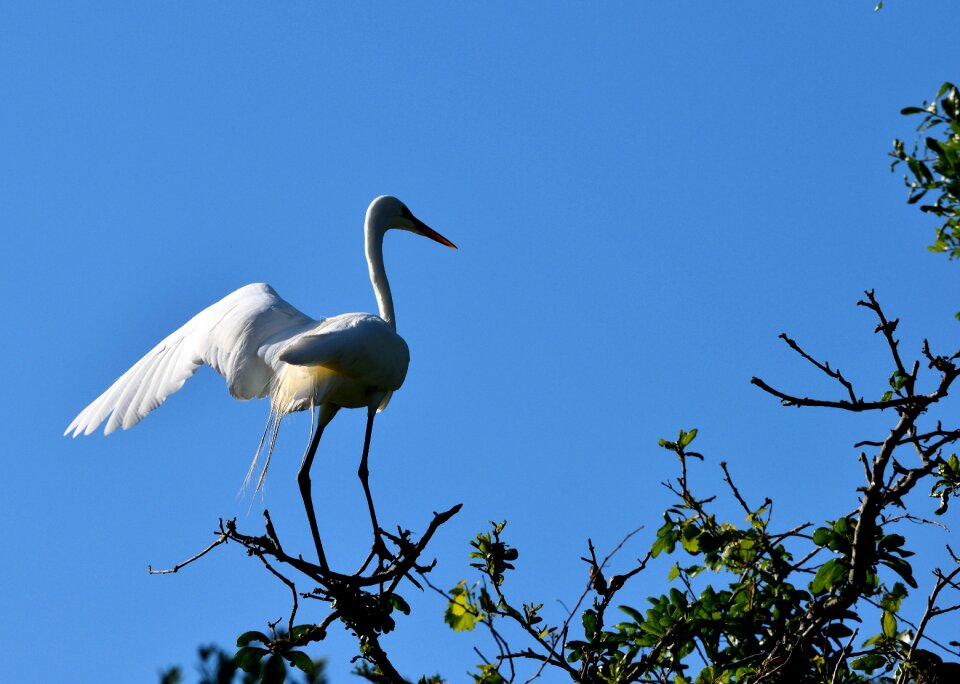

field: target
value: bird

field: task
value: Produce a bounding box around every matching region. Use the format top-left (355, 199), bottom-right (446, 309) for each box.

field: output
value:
top-left (65, 195), bottom-right (457, 569)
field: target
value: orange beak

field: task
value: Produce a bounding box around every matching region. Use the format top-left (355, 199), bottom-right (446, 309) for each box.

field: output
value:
top-left (412, 216), bottom-right (457, 250)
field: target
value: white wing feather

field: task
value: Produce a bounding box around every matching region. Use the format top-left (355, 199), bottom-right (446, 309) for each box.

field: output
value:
top-left (65, 283), bottom-right (316, 436)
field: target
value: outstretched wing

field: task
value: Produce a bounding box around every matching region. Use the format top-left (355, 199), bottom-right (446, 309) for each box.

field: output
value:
top-left (65, 283), bottom-right (316, 436)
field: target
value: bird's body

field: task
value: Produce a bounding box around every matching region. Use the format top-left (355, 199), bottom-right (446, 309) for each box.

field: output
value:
top-left (66, 196), bottom-right (455, 568)
top-left (273, 311), bottom-right (409, 414)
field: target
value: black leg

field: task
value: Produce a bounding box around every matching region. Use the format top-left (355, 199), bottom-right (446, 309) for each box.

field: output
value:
top-left (358, 409), bottom-right (388, 560)
top-left (297, 406), bottom-right (337, 570)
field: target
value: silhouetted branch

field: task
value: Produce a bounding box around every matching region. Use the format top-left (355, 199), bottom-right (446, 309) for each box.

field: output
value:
top-left (909, 565), bottom-right (960, 662)
top-left (257, 553), bottom-right (299, 635)
top-left (148, 522), bottom-right (231, 575)
top-left (152, 497), bottom-right (461, 684)
top-left (750, 376), bottom-right (934, 411)
top-left (778, 332), bottom-right (859, 403)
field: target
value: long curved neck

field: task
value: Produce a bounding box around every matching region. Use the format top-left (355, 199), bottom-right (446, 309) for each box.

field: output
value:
top-left (365, 216), bottom-right (396, 330)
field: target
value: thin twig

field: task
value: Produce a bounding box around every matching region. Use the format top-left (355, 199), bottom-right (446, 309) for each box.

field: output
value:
top-left (147, 522), bottom-right (231, 575)
top-left (909, 565), bottom-right (960, 661)
top-left (830, 627), bottom-right (859, 684)
top-left (257, 553), bottom-right (298, 635)
top-left (778, 332), bottom-right (859, 404)
top-left (720, 460), bottom-right (753, 516)
top-left (857, 290), bottom-right (912, 394)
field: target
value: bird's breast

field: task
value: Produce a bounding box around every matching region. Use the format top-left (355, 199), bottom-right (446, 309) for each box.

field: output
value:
top-left (271, 364), bottom-right (369, 413)
top-left (269, 313), bottom-right (410, 414)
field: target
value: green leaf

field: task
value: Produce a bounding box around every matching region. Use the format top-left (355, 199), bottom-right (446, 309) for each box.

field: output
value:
top-left (669, 587), bottom-right (688, 610)
top-left (262, 654), bottom-right (286, 684)
top-left (234, 646), bottom-right (269, 673)
top-left (926, 137), bottom-right (945, 154)
top-left (943, 87), bottom-right (959, 119)
top-left (565, 640), bottom-right (587, 663)
top-left (882, 610), bottom-right (897, 638)
top-left (445, 589), bottom-right (479, 632)
top-left (812, 528), bottom-right (832, 546)
top-left (290, 624), bottom-right (313, 640)
top-left (881, 583), bottom-right (908, 613)
top-left (680, 528), bottom-right (700, 554)
top-left (237, 631), bottom-right (269, 647)
top-left (388, 593), bottom-right (411, 615)
top-left (679, 428), bottom-right (698, 446)
top-left (851, 653), bottom-right (886, 673)
top-left (582, 610), bottom-right (598, 639)
top-left (667, 563), bottom-right (680, 581)
top-left (811, 559), bottom-right (847, 594)
top-left (472, 664), bottom-right (507, 684)
top-left (824, 623), bottom-right (853, 639)
top-left (638, 620), bottom-right (664, 637)
top-left (478, 587), bottom-right (496, 613)
top-left (880, 557), bottom-right (918, 589)
top-left (651, 533), bottom-right (675, 558)
top-left (618, 605), bottom-right (644, 623)
top-left (286, 651), bottom-right (314, 674)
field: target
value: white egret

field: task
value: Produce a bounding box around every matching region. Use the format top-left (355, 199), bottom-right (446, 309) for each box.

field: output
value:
top-left (65, 195), bottom-right (456, 568)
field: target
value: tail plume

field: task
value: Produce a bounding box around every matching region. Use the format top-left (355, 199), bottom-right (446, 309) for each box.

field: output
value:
top-left (241, 408), bottom-right (286, 497)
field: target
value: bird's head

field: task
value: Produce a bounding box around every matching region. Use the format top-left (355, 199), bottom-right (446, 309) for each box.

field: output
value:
top-left (367, 195), bottom-right (457, 249)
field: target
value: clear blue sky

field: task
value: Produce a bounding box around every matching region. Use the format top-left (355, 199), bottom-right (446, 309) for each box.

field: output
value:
top-left (3, 2), bottom-right (959, 681)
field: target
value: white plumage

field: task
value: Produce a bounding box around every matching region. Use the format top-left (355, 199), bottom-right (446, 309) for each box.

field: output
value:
top-left (65, 196), bottom-right (455, 566)
top-left (64, 284), bottom-right (407, 437)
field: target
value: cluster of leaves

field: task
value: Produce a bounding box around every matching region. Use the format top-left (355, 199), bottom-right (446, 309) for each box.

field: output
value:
top-left (892, 82), bottom-right (960, 262)
top-left (233, 627), bottom-right (325, 683)
top-left (809, 519), bottom-right (916, 598)
top-left (159, 643), bottom-right (326, 684)
top-left (931, 454), bottom-right (960, 515)
top-left (441, 295), bottom-right (960, 683)
top-left (442, 520), bottom-right (522, 638)
top-left (470, 522), bottom-right (520, 586)
top-left (437, 524), bottom-right (559, 684)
